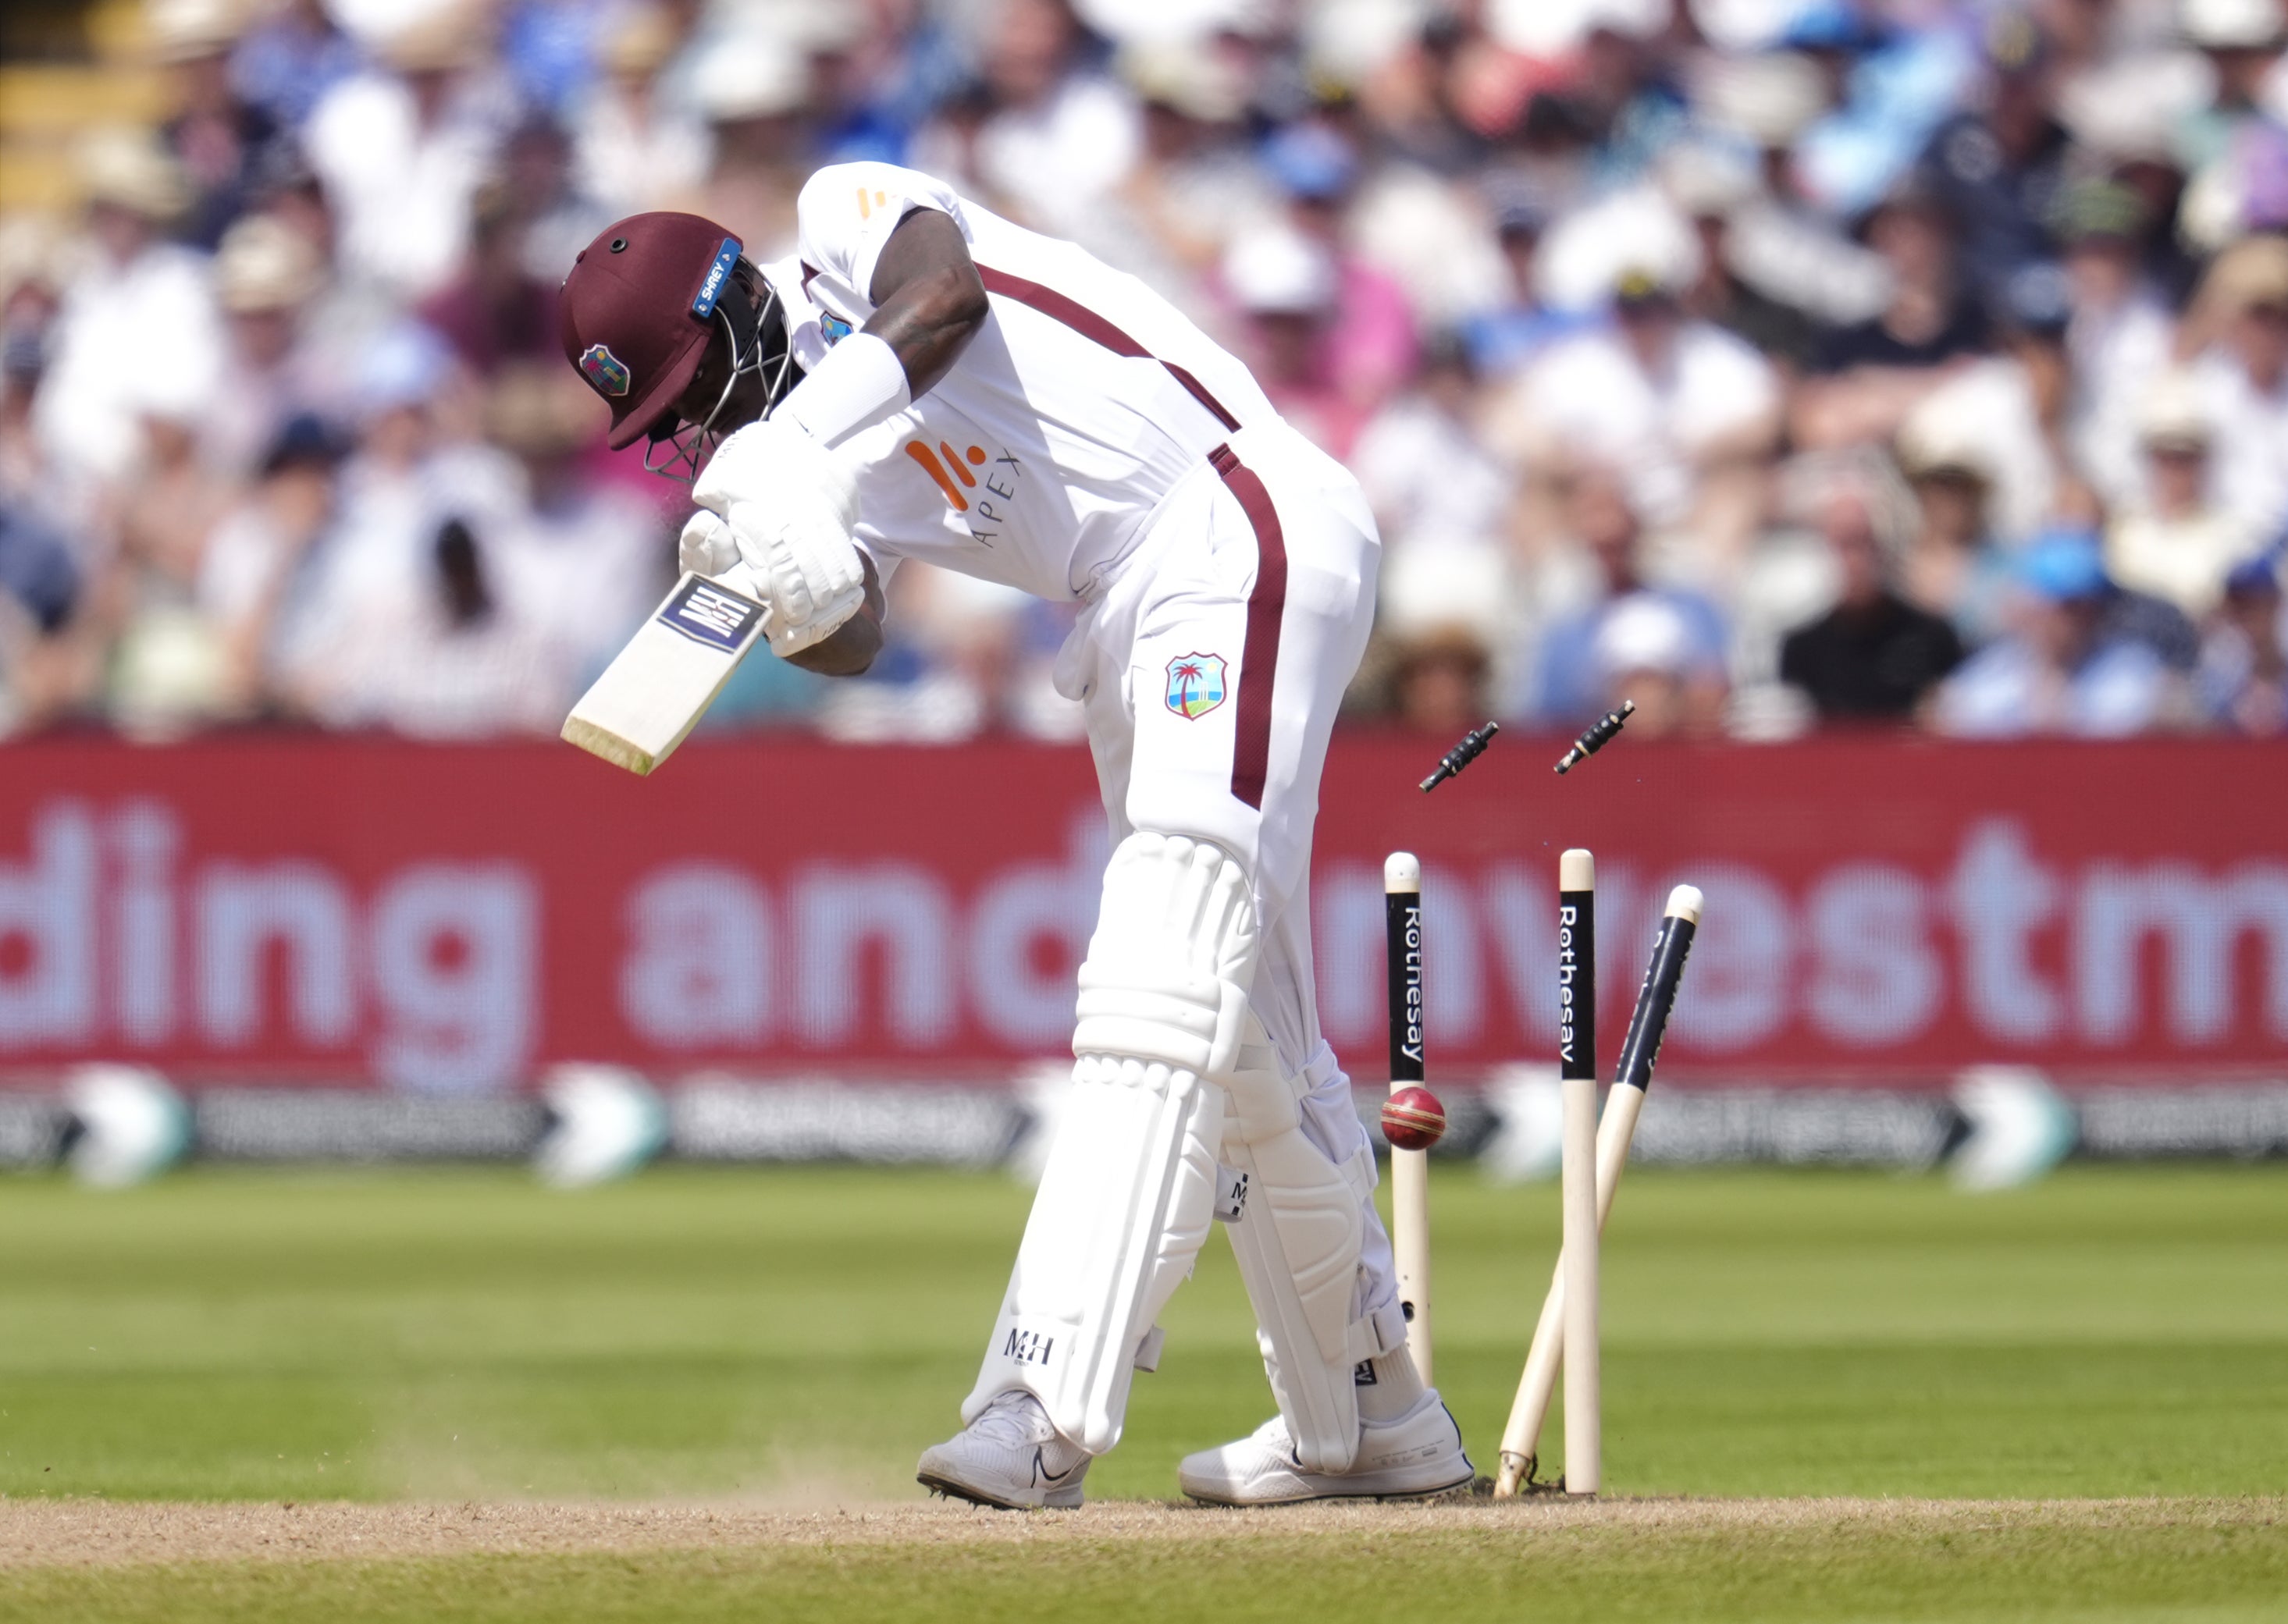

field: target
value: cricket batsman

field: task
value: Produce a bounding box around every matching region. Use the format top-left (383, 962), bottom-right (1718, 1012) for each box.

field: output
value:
top-left (557, 162), bottom-right (1471, 1508)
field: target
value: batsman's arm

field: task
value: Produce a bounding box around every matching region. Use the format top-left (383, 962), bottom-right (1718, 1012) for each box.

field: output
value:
top-left (770, 207), bottom-right (987, 450)
top-left (864, 208), bottom-right (988, 398)
top-left (775, 211), bottom-right (981, 676)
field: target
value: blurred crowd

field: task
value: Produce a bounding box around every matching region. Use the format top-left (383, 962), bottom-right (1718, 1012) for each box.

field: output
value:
top-left (3, 0), bottom-right (2287, 744)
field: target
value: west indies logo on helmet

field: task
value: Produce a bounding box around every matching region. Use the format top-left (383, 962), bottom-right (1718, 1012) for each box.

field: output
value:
top-left (559, 212), bottom-right (796, 482)
top-left (578, 344), bottom-right (631, 396)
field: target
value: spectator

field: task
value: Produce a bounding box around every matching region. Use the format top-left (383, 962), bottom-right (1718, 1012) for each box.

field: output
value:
top-left (1699, 49), bottom-right (1895, 339)
top-left (206, 212), bottom-right (331, 474)
top-left (2175, 0), bottom-right (2288, 251)
top-left (806, 3), bottom-right (945, 167)
top-left (2186, 233), bottom-right (2288, 537)
top-left (197, 413), bottom-right (347, 717)
top-left (35, 129), bottom-right (223, 489)
top-left (1087, 39), bottom-right (1266, 305)
top-left (2057, 179), bottom-right (2175, 506)
top-left (571, 4), bottom-right (710, 215)
top-left (1891, 264), bottom-right (2070, 547)
top-left (969, 0), bottom-right (1140, 236)
top-left (1779, 476), bottom-right (1966, 723)
top-left (479, 363), bottom-right (670, 684)
top-left (110, 388), bottom-right (234, 603)
top-left (0, 501), bottom-right (78, 640)
top-left (1261, 123), bottom-right (1420, 426)
top-left (687, 25), bottom-right (816, 255)
top-left (2197, 551), bottom-right (2288, 733)
top-left (1784, 4), bottom-right (1972, 220)
top-left (1357, 5), bottom-right (1496, 176)
top-left (151, 0), bottom-right (279, 251)
top-left (503, 115), bottom-right (614, 287)
top-left (1350, 332), bottom-right (1510, 561)
top-left (1511, 256), bottom-right (1782, 571)
top-left (303, 8), bottom-right (507, 299)
top-left (269, 321), bottom-right (520, 723)
top-left (0, 222), bottom-right (77, 528)
top-left (104, 386), bottom-right (240, 738)
top-left (1665, 144), bottom-right (1823, 370)
top-left (0, 500), bottom-right (82, 734)
top-left (419, 180), bottom-right (564, 378)
top-left (1518, 468), bottom-right (1728, 730)
top-left (354, 514), bottom-right (567, 738)
top-left (1390, 626), bottom-right (1495, 735)
top-left (1590, 592), bottom-right (1726, 738)
top-left (1222, 225), bottom-right (1357, 456)
top-left (1894, 414), bottom-right (2016, 645)
top-left (1934, 528), bottom-right (2181, 735)
top-left (1795, 179), bottom-right (1992, 450)
top-left (2105, 377), bottom-right (2257, 617)
top-left (1917, 10), bottom-right (2073, 309)
top-left (1463, 179), bottom-right (1582, 378)
top-left (1372, 538), bottom-right (1509, 734)
top-left (228, 0), bottom-right (360, 130)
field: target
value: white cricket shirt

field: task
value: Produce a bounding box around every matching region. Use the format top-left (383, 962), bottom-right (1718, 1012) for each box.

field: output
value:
top-left (762, 162), bottom-right (1278, 602)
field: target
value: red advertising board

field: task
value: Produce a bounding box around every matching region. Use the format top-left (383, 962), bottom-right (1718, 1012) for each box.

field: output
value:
top-left (1, 734), bottom-right (2282, 1089)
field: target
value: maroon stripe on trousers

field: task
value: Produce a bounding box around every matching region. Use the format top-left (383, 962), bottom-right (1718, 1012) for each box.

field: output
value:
top-left (975, 265), bottom-right (1242, 432)
top-left (1209, 442), bottom-right (1286, 811)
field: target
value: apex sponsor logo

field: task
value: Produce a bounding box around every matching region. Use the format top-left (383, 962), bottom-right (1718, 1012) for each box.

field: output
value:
top-left (659, 577), bottom-right (763, 652)
top-left (906, 440), bottom-right (1023, 544)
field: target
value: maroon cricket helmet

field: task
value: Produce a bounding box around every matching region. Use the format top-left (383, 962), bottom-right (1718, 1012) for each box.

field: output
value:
top-left (560, 212), bottom-right (748, 450)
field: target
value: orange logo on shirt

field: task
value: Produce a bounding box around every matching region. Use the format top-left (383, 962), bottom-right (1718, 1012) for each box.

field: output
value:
top-left (856, 187), bottom-right (891, 219)
top-left (906, 441), bottom-right (987, 511)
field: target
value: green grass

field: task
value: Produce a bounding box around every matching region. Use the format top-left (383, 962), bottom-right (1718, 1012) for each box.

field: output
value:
top-left (2, 1164), bottom-right (2283, 1619)
top-left (3, 1164), bottom-right (2283, 1502)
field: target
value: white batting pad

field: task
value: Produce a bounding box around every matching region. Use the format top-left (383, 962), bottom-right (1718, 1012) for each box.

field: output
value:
top-left (561, 574), bottom-right (767, 775)
top-left (963, 834), bottom-right (1258, 1455)
top-left (1219, 1036), bottom-right (1404, 1473)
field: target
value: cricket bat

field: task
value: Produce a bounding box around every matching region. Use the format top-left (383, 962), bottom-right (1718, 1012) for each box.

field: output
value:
top-left (561, 573), bottom-right (769, 775)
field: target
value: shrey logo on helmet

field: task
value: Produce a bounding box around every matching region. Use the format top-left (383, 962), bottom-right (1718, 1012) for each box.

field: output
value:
top-left (1164, 652), bottom-right (1228, 720)
top-left (690, 236), bottom-right (742, 319)
top-left (579, 343), bottom-right (632, 397)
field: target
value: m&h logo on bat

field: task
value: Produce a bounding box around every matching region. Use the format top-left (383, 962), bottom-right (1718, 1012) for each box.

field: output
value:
top-left (659, 577), bottom-right (763, 652)
top-left (1164, 652), bottom-right (1227, 720)
top-left (579, 343), bottom-right (632, 397)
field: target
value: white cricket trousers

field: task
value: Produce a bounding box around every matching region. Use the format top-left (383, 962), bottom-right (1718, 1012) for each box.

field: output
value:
top-left (1053, 418), bottom-right (1402, 1333)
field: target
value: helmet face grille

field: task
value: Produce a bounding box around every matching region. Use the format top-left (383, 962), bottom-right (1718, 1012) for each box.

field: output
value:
top-left (642, 261), bottom-right (797, 485)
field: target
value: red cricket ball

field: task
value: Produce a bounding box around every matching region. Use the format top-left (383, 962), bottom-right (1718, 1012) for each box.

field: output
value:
top-left (1381, 1086), bottom-right (1447, 1151)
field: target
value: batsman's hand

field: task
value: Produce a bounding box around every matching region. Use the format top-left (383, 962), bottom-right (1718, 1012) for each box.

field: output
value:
top-left (692, 418), bottom-right (866, 658)
top-left (677, 510), bottom-right (744, 582)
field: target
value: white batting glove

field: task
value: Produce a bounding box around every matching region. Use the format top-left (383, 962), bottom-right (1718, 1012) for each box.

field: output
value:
top-left (674, 509), bottom-right (778, 624)
top-left (693, 418), bottom-right (866, 657)
top-left (677, 509), bottom-right (744, 581)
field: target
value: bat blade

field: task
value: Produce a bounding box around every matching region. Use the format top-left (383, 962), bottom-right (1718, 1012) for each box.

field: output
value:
top-left (561, 573), bottom-right (768, 776)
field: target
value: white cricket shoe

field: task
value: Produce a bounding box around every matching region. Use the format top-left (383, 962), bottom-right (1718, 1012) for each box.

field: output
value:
top-left (1178, 1393), bottom-right (1473, 1505)
top-left (916, 1390), bottom-right (1091, 1509)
